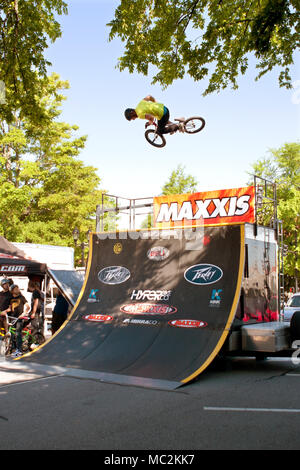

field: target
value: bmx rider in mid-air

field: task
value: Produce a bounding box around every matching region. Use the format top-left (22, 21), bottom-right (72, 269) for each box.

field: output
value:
top-left (124, 95), bottom-right (179, 135)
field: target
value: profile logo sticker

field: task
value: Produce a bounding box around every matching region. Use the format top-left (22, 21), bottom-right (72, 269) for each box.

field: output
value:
top-left (168, 319), bottom-right (207, 328)
top-left (98, 266), bottom-right (130, 285)
top-left (147, 246), bottom-right (170, 261)
top-left (83, 314), bottom-right (113, 323)
top-left (120, 304), bottom-right (177, 315)
top-left (87, 289), bottom-right (100, 303)
top-left (209, 289), bottom-right (222, 307)
top-left (184, 264), bottom-right (223, 285)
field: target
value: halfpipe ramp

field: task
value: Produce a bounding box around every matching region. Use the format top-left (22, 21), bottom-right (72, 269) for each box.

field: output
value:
top-left (22, 225), bottom-right (244, 389)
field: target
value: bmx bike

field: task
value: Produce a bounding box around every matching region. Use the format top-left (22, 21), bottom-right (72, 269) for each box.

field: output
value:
top-left (0, 314), bottom-right (45, 357)
top-left (145, 116), bottom-right (205, 148)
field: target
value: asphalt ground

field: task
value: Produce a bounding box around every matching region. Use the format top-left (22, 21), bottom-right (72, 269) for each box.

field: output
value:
top-left (0, 356), bottom-right (300, 451)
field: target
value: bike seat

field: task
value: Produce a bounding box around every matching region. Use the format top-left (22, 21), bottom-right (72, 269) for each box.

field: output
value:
top-left (174, 117), bottom-right (185, 122)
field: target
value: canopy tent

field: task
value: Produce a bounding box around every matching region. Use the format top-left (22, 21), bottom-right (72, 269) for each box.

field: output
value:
top-left (0, 257), bottom-right (47, 277)
top-left (0, 236), bottom-right (27, 259)
top-left (0, 237), bottom-right (82, 308)
top-left (0, 236), bottom-right (47, 277)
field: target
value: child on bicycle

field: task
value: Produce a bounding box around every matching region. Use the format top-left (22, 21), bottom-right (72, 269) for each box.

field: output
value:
top-left (124, 95), bottom-right (179, 135)
top-left (3, 284), bottom-right (30, 357)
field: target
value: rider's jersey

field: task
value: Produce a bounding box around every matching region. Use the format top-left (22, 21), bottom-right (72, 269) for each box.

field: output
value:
top-left (8, 294), bottom-right (28, 318)
top-left (135, 100), bottom-right (165, 120)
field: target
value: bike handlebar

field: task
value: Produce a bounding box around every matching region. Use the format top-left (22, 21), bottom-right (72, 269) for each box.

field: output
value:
top-left (5, 315), bottom-right (31, 326)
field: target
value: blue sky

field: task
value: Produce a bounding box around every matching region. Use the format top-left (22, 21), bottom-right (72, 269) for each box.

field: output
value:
top-left (47, 0), bottom-right (300, 200)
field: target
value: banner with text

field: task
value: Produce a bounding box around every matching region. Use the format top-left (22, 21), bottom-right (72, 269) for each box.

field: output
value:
top-left (153, 186), bottom-right (255, 228)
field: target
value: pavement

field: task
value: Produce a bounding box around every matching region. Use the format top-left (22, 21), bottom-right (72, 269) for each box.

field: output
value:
top-left (0, 355), bottom-right (300, 450)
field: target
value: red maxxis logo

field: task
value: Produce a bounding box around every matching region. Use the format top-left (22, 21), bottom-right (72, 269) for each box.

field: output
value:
top-left (83, 314), bottom-right (113, 323)
top-left (120, 303), bottom-right (177, 315)
top-left (168, 319), bottom-right (207, 328)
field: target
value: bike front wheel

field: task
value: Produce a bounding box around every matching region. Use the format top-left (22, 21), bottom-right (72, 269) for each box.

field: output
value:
top-left (145, 129), bottom-right (166, 148)
top-left (0, 335), bottom-right (12, 356)
top-left (184, 117), bottom-right (205, 134)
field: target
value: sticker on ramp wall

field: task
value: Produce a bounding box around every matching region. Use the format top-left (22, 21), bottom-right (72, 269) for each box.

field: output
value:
top-left (184, 264), bottom-right (223, 285)
top-left (83, 314), bottom-right (113, 323)
top-left (98, 266), bottom-right (130, 285)
top-left (168, 319), bottom-right (207, 328)
top-left (113, 243), bottom-right (123, 255)
top-left (120, 303), bottom-right (177, 315)
top-left (123, 318), bottom-right (160, 326)
top-left (147, 246), bottom-right (170, 261)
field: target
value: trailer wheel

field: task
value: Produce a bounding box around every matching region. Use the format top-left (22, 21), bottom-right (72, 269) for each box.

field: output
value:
top-left (255, 352), bottom-right (267, 361)
top-left (290, 311), bottom-right (300, 343)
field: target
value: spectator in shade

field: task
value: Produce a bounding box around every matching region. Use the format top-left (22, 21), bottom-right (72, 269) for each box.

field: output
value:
top-left (51, 290), bottom-right (69, 334)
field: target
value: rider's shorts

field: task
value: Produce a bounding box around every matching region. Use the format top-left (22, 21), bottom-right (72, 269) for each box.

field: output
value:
top-left (158, 106), bottom-right (170, 131)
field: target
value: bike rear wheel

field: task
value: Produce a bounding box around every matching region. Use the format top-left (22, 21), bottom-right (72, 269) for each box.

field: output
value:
top-left (22, 331), bottom-right (45, 353)
top-left (184, 117), bottom-right (205, 134)
top-left (145, 129), bottom-right (166, 148)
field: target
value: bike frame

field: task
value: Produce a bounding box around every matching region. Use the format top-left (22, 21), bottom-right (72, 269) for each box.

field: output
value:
top-left (0, 315), bottom-right (38, 354)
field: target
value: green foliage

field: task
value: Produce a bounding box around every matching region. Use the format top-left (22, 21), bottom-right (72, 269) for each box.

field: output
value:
top-left (250, 142), bottom-right (300, 284)
top-left (0, 74), bottom-right (104, 257)
top-left (0, 0), bottom-right (68, 123)
top-left (161, 164), bottom-right (198, 195)
top-left (108, 0), bottom-right (299, 92)
top-left (141, 164), bottom-right (198, 228)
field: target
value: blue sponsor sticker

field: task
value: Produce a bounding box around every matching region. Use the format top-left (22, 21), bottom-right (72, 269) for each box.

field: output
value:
top-left (209, 289), bottom-right (223, 307)
top-left (184, 264), bottom-right (223, 285)
top-left (88, 289), bottom-right (100, 303)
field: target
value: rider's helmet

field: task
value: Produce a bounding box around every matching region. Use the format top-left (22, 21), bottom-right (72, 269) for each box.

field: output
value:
top-left (0, 278), bottom-right (10, 287)
top-left (9, 284), bottom-right (19, 292)
top-left (124, 108), bottom-right (135, 121)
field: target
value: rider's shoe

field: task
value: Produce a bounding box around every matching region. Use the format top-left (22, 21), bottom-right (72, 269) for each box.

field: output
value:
top-left (11, 349), bottom-right (22, 358)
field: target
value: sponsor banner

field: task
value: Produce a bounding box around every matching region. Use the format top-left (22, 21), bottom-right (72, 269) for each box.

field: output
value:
top-left (147, 246), bottom-right (170, 261)
top-left (169, 319), bottom-right (207, 328)
top-left (98, 266), bottom-right (130, 285)
top-left (184, 264), bottom-right (223, 285)
top-left (0, 265), bottom-right (27, 273)
top-left (83, 314), bottom-right (113, 323)
top-left (131, 290), bottom-right (172, 301)
top-left (120, 303), bottom-right (177, 315)
top-left (153, 186), bottom-right (255, 228)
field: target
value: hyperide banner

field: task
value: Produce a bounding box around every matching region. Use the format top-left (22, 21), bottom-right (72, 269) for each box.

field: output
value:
top-left (153, 186), bottom-right (255, 228)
